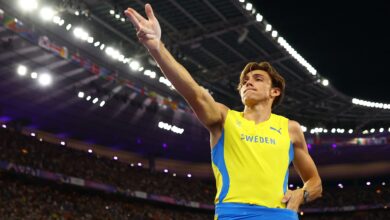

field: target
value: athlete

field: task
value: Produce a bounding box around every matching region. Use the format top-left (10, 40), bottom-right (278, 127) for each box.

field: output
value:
top-left (125, 4), bottom-right (322, 220)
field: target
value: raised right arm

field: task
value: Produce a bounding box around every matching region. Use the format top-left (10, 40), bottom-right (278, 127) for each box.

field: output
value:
top-left (125, 4), bottom-right (228, 130)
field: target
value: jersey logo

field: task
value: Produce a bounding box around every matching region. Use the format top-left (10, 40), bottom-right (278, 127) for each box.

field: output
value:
top-left (270, 126), bottom-right (282, 135)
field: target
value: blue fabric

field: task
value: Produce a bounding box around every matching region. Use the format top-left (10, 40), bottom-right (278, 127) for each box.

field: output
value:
top-left (283, 142), bottom-right (295, 194)
top-left (211, 130), bottom-right (230, 203)
top-left (215, 203), bottom-right (299, 220)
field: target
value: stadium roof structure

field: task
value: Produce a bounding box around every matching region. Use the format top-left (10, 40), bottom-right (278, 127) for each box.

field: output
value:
top-left (1, 0), bottom-right (389, 163)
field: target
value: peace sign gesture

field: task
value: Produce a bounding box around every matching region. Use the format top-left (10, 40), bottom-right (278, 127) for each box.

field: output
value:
top-left (124, 4), bottom-right (161, 51)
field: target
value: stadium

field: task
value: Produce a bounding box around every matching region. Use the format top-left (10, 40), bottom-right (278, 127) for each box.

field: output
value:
top-left (0, 0), bottom-right (389, 219)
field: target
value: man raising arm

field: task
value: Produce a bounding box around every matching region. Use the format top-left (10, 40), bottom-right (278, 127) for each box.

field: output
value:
top-left (125, 4), bottom-right (322, 219)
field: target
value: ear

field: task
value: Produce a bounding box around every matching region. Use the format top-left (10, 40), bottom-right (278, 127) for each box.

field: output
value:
top-left (270, 87), bottom-right (281, 98)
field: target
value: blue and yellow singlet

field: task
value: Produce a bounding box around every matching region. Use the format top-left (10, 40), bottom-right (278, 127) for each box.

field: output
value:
top-left (211, 110), bottom-right (298, 220)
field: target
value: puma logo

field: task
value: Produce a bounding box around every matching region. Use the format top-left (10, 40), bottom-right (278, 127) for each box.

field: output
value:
top-left (270, 126), bottom-right (282, 135)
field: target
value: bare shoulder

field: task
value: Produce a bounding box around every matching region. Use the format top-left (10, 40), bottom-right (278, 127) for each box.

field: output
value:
top-left (288, 120), bottom-right (304, 144)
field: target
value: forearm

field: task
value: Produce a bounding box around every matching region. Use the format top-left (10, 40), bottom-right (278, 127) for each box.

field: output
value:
top-left (149, 42), bottom-right (201, 100)
top-left (303, 175), bottom-right (322, 203)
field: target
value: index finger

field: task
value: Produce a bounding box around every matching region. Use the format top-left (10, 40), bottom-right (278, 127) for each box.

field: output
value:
top-left (124, 9), bottom-right (141, 30)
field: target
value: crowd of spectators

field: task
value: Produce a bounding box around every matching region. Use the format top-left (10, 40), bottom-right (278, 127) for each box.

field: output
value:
top-left (0, 173), bottom-right (212, 219)
top-left (0, 127), bottom-right (389, 219)
top-left (0, 128), bottom-right (215, 203)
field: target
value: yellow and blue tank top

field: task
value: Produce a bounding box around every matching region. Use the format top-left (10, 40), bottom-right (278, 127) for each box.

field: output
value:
top-left (211, 109), bottom-right (294, 208)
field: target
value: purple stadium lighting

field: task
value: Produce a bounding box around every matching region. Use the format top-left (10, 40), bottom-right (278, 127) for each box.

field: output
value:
top-left (307, 144), bottom-right (312, 150)
top-left (113, 156), bottom-right (118, 160)
top-left (30, 132), bottom-right (36, 137)
top-left (88, 149), bottom-right (93, 153)
top-left (332, 143), bottom-right (337, 149)
top-left (137, 162), bottom-right (142, 167)
top-left (187, 173), bottom-right (192, 178)
top-left (162, 143), bottom-right (167, 148)
top-left (1, 124), bottom-right (6, 128)
top-left (60, 141), bottom-right (66, 146)
top-left (163, 169), bottom-right (168, 173)
top-left (136, 138), bottom-right (141, 144)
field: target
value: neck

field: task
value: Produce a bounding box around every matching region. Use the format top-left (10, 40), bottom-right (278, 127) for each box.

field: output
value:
top-left (243, 102), bottom-right (272, 124)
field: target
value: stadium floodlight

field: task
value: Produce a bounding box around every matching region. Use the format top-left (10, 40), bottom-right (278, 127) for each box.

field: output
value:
top-left (40, 7), bottom-right (56, 21)
top-left (348, 129), bottom-right (353, 134)
top-left (38, 73), bottom-right (52, 86)
top-left (187, 173), bottom-right (192, 178)
top-left (92, 97), bottom-right (99, 104)
top-left (88, 149), bottom-right (93, 153)
top-left (121, 18), bottom-right (125, 22)
top-left (322, 79), bottom-right (329, 86)
top-left (94, 41), bottom-right (101, 47)
top-left (173, 173), bottom-right (177, 177)
top-left (17, 65), bottom-right (27, 76)
top-left (115, 14), bottom-right (120, 19)
top-left (99, 101), bottom-right (105, 107)
top-left (129, 60), bottom-right (140, 71)
top-left (60, 141), bottom-right (66, 146)
top-left (31, 72), bottom-right (38, 79)
top-left (19, 0), bottom-right (38, 11)
top-left (113, 156), bottom-right (118, 160)
top-left (265, 24), bottom-right (272, 32)
top-left (86, 96), bottom-right (91, 101)
top-left (66, 24), bottom-right (72, 31)
top-left (245, 3), bottom-right (253, 11)
top-left (87, 36), bottom-right (94, 43)
top-left (2, 124), bottom-right (7, 128)
top-left (271, 30), bottom-right (278, 38)
top-left (109, 10), bottom-right (115, 15)
top-left (164, 169), bottom-right (169, 173)
top-left (256, 13), bottom-right (263, 22)
top-left (100, 44), bottom-right (105, 50)
top-left (379, 128), bottom-right (384, 133)
top-left (78, 91), bottom-right (85, 98)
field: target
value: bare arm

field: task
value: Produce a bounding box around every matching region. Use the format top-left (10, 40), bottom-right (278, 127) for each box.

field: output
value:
top-left (124, 4), bottom-right (228, 130)
top-left (283, 120), bottom-right (322, 211)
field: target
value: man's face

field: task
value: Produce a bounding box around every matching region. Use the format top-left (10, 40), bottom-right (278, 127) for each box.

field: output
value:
top-left (239, 70), bottom-right (280, 106)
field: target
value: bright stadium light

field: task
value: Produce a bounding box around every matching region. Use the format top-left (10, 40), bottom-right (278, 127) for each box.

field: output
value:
top-left (78, 91), bottom-right (85, 98)
top-left (40, 7), bottom-right (56, 21)
top-left (265, 24), bottom-right (272, 32)
top-left (129, 60), bottom-right (140, 70)
top-left (66, 24), bottom-right (72, 31)
top-left (92, 97), bottom-right (99, 104)
top-left (19, 0), bottom-right (38, 11)
top-left (245, 3), bottom-right (253, 11)
top-left (109, 9), bottom-right (115, 15)
top-left (86, 96), bottom-right (91, 101)
top-left (256, 13), bottom-right (263, 22)
top-left (322, 79), bottom-right (329, 86)
top-left (271, 30), bottom-right (278, 38)
top-left (38, 73), bottom-right (52, 86)
top-left (99, 101), bottom-right (106, 107)
top-left (31, 72), bottom-right (38, 79)
top-left (17, 65), bottom-right (27, 76)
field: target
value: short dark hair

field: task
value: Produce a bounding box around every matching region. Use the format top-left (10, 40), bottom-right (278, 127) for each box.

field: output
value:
top-left (237, 61), bottom-right (285, 108)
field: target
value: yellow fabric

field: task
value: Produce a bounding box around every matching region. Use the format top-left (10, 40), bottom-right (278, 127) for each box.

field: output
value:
top-left (212, 110), bottom-right (292, 208)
